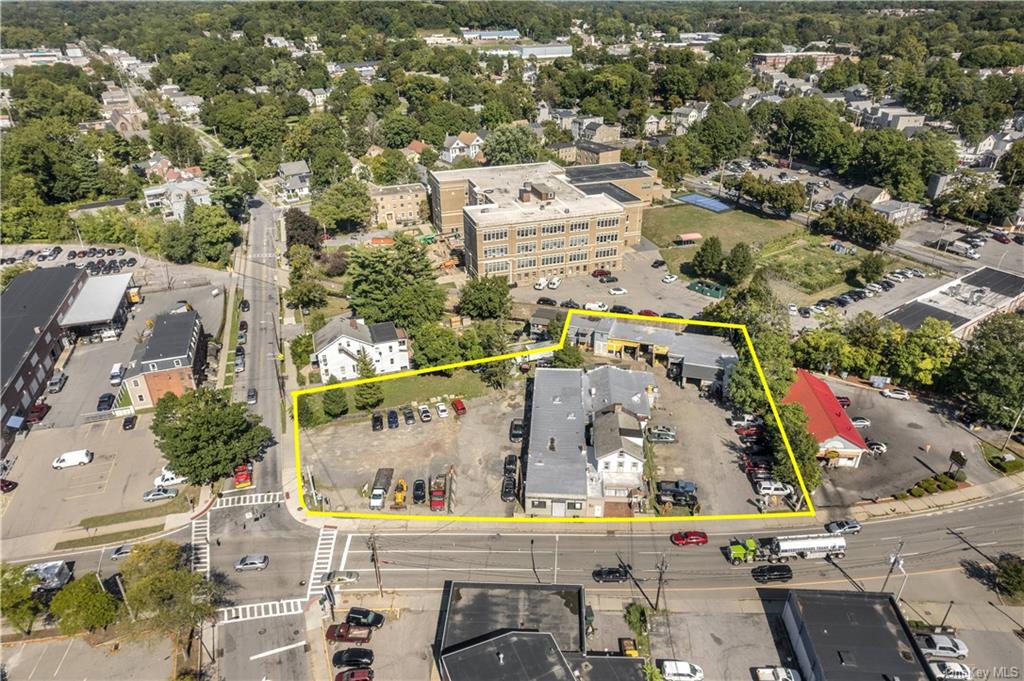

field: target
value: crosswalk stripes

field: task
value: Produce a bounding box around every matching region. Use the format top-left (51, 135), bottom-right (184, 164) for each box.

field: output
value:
top-left (214, 491), bottom-right (283, 509)
top-left (191, 515), bottom-right (211, 579)
top-left (216, 598), bottom-right (305, 625)
top-left (305, 526), bottom-right (339, 599)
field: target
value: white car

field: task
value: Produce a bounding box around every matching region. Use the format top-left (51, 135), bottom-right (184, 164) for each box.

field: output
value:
top-left (787, 303), bottom-right (798, 315)
top-left (662, 274), bottom-right (679, 284)
top-left (584, 302), bottom-right (608, 311)
top-left (866, 440), bottom-right (887, 455)
top-left (866, 283), bottom-right (883, 293)
top-left (929, 661), bottom-right (972, 680)
top-left (608, 287), bottom-right (627, 296)
top-left (154, 467), bottom-right (188, 487)
top-left (547, 276), bottom-right (562, 289)
top-left (756, 480), bottom-right (794, 497)
top-left (661, 660), bottom-right (704, 681)
top-left (881, 388), bottom-right (911, 401)
top-left (810, 304), bottom-right (825, 314)
top-left (851, 416), bottom-right (871, 428)
top-left (916, 634), bottom-right (968, 660)
top-left (435, 403), bottom-right (449, 418)
top-left (533, 278), bottom-right (548, 290)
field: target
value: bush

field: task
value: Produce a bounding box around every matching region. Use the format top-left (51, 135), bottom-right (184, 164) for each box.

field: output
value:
top-left (953, 470), bottom-right (967, 482)
top-left (920, 479), bottom-right (940, 494)
top-left (894, 492), bottom-right (910, 500)
top-left (934, 474), bottom-right (953, 486)
top-left (308, 371), bottom-right (322, 384)
top-left (909, 486), bottom-right (926, 497)
top-left (295, 371), bottom-right (307, 387)
top-left (938, 480), bottom-right (957, 491)
top-left (997, 458), bottom-right (1024, 474)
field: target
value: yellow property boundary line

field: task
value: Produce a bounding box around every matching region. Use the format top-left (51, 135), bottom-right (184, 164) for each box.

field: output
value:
top-left (291, 310), bottom-right (816, 523)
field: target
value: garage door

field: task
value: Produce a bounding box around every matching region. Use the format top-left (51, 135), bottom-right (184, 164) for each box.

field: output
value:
top-left (552, 501), bottom-right (566, 517)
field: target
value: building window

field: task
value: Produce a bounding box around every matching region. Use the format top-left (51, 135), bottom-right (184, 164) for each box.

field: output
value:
top-left (568, 501), bottom-right (583, 510)
top-left (569, 221), bottom-right (589, 232)
top-left (595, 247), bottom-right (617, 258)
top-left (569, 235), bottom-right (589, 247)
top-left (541, 223), bottom-right (565, 235)
top-left (540, 254), bottom-right (565, 266)
top-left (531, 500), bottom-right (547, 509)
top-left (568, 251), bottom-right (587, 262)
top-left (541, 239), bottom-right (564, 251)
top-left (149, 363), bottom-right (157, 372)
top-left (138, 395), bottom-right (144, 402)
top-left (596, 217), bottom-right (620, 228)
top-left (483, 245), bottom-right (508, 258)
top-left (516, 242), bottom-right (536, 254)
top-left (482, 229), bottom-right (508, 242)
top-left (517, 257), bottom-right (537, 268)
top-left (173, 359), bottom-right (182, 367)
top-left (603, 461), bottom-right (610, 470)
top-left (596, 233), bottom-right (617, 243)
top-left (516, 225), bottom-right (537, 238)
top-left (484, 260), bottom-right (510, 274)
top-left (133, 379), bottom-right (140, 387)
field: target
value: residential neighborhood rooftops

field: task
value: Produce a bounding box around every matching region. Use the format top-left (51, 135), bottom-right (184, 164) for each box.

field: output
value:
top-left (278, 160), bottom-right (310, 176)
top-left (527, 368), bottom-right (590, 498)
top-left (313, 317), bottom-right (403, 352)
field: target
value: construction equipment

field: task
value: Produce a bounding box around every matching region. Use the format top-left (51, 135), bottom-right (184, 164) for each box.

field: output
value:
top-left (728, 534), bottom-right (846, 565)
top-left (429, 474), bottom-right (446, 512)
top-left (127, 286), bottom-right (143, 304)
top-left (438, 258), bottom-right (457, 271)
top-left (391, 479), bottom-right (408, 509)
top-left (619, 638), bottom-right (639, 657)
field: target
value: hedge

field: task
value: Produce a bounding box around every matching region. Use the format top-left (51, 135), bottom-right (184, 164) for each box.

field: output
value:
top-left (909, 486), bottom-right (926, 497)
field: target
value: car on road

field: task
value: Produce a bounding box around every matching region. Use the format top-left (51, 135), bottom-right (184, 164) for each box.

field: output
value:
top-left (584, 302), bottom-right (608, 311)
top-left (851, 416), bottom-right (871, 428)
top-left (670, 531), bottom-right (708, 546)
top-left (345, 607), bottom-right (385, 629)
top-left (371, 412), bottom-right (383, 431)
top-left (122, 414), bottom-right (137, 430)
top-left (610, 304), bottom-right (633, 315)
top-left (660, 660), bottom-right (705, 681)
top-left (547, 276), bottom-right (562, 289)
top-left (662, 312), bottom-right (685, 319)
top-left (143, 486), bottom-right (178, 502)
top-left (451, 399), bottom-right (467, 416)
top-left (591, 269), bottom-right (611, 278)
top-left (246, 388), bottom-right (258, 405)
top-left (418, 405), bottom-right (432, 422)
top-left (500, 476), bottom-right (516, 502)
top-left (835, 395), bottom-right (851, 408)
top-left (336, 670), bottom-right (374, 681)
top-left (332, 648), bottom-right (374, 669)
top-left (592, 565), bottom-right (630, 583)
top-left (662, 274), bottom-right (679, 284)
top-left (509, 418), bottom-right (525, 443)
top-left (881, 388), bottom-right (911, 400)
top-left (866, 440), bottom-right (887, 455)
top-left (110, 545), bottom-right (132, 561)
top-left (652, 259), bottom-right (666, 268)
top-left (412, 479), bottom-right (427, 504)
top-left (323, 570), bottom-right (360, 585)
top-left (752, 564), bottom-right (793, 584)
top-left (928, 661), bottom-right (972, 680)
top-left (239, 320), bottom-right (248, 332)
top-left (96, 392), bottom-right (115, 411)
top-left (435, 403), bottom-right (449, 418)
top-left (237, 331), bottom-right (247, 345)
top-left (52, 450), bottom-right (94, 469)
top-left (915, 635), bottom-right (968, 660)
top-left (637, 309), bottom-right (658, 317)
top-left (536, 296), bottom-right (557, 306)
top-left (386, 409), bottom-right (399, 429)
top-left (825, 519), bottom-right (862, 535)
top-left (239, 299), bottom-right (250, 312)
top-left (560, 299), bottom-right (580, 309)
top-left (234, 554), bottom-right (269, 572)
top-left (608, 287), bottom-right (627, 295)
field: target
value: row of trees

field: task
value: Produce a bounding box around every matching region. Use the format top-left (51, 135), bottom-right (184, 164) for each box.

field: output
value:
top-left (691, 237), bottom-right (755, 286)
top-left (811, 204), bottom-right (901, 249)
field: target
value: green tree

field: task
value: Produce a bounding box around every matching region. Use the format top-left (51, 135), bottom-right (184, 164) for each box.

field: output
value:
top-left (482, 124), bottom-right (539, 166)
top-left (368, 148), bottom-right (413, 185)
top-left (353, 349), bottom-right (384, 411)
top-left (120, 541), bottom-right (218, 639)
top-left (245, 105), bottom-right (286, 162)
top-left (552, 343), bottom-right (584, 368)
top-left (986, 186), bottom-right (1022, 225)
top-left (346, 235), bottom-right (446, 329)
top-left (290, 333), bottom-right (314, 368)
top-left (411, 325), bottom-right (463, 370)
top-left (0, 564), bottom-right (41, 634)
top-left (458, 277), bottom-right (511, 320)
top-left (691, 235), bottom-right (724, 278)
top-left (770, 403), bottom-right (823, 492)
top-left (691, 102), bottom-right (752, 166)
top-left (296, 394), bottom-right (326, 428)
top-left (189, 204), bottom-right (239, 265)
top-left (889, 317), bottom-right (957, 387)
top-left (996, 554), bottom-right (1024, 598)
top-left (812, 205), bottom-right (900, 249)
top-left (480, 99), bottom-right (512, 128)
top-left (783, 55), bottom-right (818, 78)
top-left (950, 313), bottom-right (1024, 428)
top-left (792, 328), bottom-right (853, 373)
top-left (727, 330), bottom-right (794, 416)
top-left (151, 388), bottom-right (272, 484)
top-left (722, 243), bottom-right (754, 284)
top-left (149, 123), bottom-right (203, 167)
top-left (321, 377), bottom-right (349, 418)
top-left (311, 177), bottom-right (371, 233)
top-left (49, 574), bottom-right (120, 635)
top-left (997, 142), bottom-right (1024, 187)
top-left (377, 112), bottom-right (419, 149)
top-left (857, 252), bottom-right (888, 284)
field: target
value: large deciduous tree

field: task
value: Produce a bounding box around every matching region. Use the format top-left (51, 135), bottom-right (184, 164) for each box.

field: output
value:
top-left (49, 575), bottom-right (120, 635)
top-left (769, 403), bottom-right (823, 492)
top-left (0, 564), bottom-right (41, 634)
top-left (457, 277), bottom-right (511, 320)
top-left (284, 208), bottom-right (322, 252)
top-left (691, 235), bottom-right (724, 279)
top-left (311, 177), bottom-right (371, 233)
top-left (346, 235), bottom-right (446, 330)
top-left (950, 313), bottom-right (1024, 428)
top-left (411, 325), bottom-right (463, 371)
top-left (481, 124), bottom-right (539, 166)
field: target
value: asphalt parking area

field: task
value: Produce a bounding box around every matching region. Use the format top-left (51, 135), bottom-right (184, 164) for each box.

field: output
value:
top-left (1, 634), bottom-right (173, 681)
top-left (320, 601), bottom-right (434, 681)
top-left (651, 374), bottom-right (768, 516)
top-left (0, 414), bottom-right (170, 539)
top-left (302, 390), bottom-right (522, 517)
top-left (815, 378), bottom-right (996, 508)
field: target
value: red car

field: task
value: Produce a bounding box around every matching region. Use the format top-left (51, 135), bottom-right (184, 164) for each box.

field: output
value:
top-left (670, 531), bottom-right (708, 546)
top-left (0, 479), bottom-right (18, 494)
top-left (637, 309), bottom-right (658, 317)
top-left (26, 402), bottom-right (51, 425)
top-left (735, 425), bottom-right (762, 436)
top-left (993, 233), bottom-right (1011, 244)
top-left (835, 395), bottom-right (851, 408)
top-left (336, 670), bottom-right (374, 681)
top-left (591, 269), bottom-right (611, 278)
top-left (451, 399), bottom-right (467, 416)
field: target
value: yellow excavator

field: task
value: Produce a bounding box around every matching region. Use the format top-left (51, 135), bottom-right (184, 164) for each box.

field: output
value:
top-left (391, 479), bottom-right (408, 509)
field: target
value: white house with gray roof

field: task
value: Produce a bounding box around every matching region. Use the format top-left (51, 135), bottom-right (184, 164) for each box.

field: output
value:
top-left (312, 317), bottom-right (410, 383)
top-left (524, 366), bottom-right (656, 518)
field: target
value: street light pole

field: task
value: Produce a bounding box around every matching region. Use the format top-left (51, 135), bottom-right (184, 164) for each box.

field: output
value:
top-left (881, 540), bottom-right (904, 593)
top-left (1002, 403), bottom-right (1024, 452)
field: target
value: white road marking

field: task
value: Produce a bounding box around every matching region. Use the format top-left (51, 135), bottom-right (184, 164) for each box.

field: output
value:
top-left (217, 598), bottom-right (304, 625)
top-left (951, 526), bottom-right (974, 532)
top-left (975, 541), bottom-right (998, 547)
top-left (53, 639), bottom-right (74, 678)
top-left (337, 534), bottom-right (352, 572)
top-left (249, 640), bottom-right (307, 661)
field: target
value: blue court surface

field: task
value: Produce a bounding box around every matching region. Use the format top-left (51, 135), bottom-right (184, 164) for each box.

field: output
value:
top-left (673, 193), bottom-right (732, 213)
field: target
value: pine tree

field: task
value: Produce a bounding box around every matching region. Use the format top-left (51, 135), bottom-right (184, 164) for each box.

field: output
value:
top-left (353, 350), bottom-right (384, 411)
top-left (692, 236), bottom-right (724, 279)
top-left (322, 376), bottom-right (349, 418)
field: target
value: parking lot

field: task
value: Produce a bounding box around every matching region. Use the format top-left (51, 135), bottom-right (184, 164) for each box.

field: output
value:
top-left (509, 245), bottom-right (713, 320)
top-left (898, 220), bottom-right (1024, 275)
top-left (302, 388), bottom-right (522, 517)
top-left (650, 374), bottom-right (768, 516)
top-left (1, 632), bottom-right (173, 681)
top-left (814, 378), bottom-right (997, 508)
top-left (649, 598), bottom-right (797, 681)
top-left (320, 600), bottom-right (433, 681)
top-left (0, 413), bottom-right (181, 539)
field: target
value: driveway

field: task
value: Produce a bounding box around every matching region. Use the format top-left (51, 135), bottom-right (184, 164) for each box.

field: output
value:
top-left (814, 378), bottom-right (997, 508)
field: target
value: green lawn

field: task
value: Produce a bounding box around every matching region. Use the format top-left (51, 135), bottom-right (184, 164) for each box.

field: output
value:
top-left (759, 234), bottom-right (858, 295)
top-left (642, 204), bottom-right (802, 278)
top-left (79, 488), bottom-right (197, 529)
top-left (55, 525), bottom-right (165, 551)
top-left (328, 368), bottom-right (491, 412)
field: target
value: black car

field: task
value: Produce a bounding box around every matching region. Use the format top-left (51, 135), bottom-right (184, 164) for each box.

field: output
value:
top-left (752, 564), bottom-right (793, 584)
top-left (503, 454), bottom-right (518, 477)
top-left (661, 312), bottom-right (685, 319)
top-left (345, 607), bottom-right (385, 629)
top-left (879, 280), bottom-right (895, 291)
top-left (559, 299), bottom-right (580, 309)
top-left (836, 396), bottom-right (851, 408)
top-left (798, 307), bottom-right (812, 318)
top-left (235, 345), bottom-right (245, 358)
top-left (500, 476), bottom-right (517, 502)
top-left (371, 412), bottom-right (384, 431)
top-left (332, 648), bottom-right (374, 669)
top-left (67, 251), bottom-right (77, 260)
top-left (598, 275), bottom-right (618, 284)
top-left (401, 405), bottom-right (416, 425)
top-left (592, 565), bottom-right (631, 583)
top-left (509, 418), bottom-right (525, 443)
top-left (106, 248), bottom-right (116, 256)
top-left (412, 479), bottom-right (427, 504)
top-left (126, 257), bottom-right (137, 267)
top-left (609, 305), bottom-right (633, 315)
top-left (651, 259), bottom-right (666, 268)
top-left (536, 297), bottom-right (557, 306)
top-left (96, 393), bottom-right (115, 411)
top-left (239, 299), bottom-right (250, 312)
top-left (386, 409), bottom-right (399, 429)
top-left (122, 415), bottom-right (137, 431)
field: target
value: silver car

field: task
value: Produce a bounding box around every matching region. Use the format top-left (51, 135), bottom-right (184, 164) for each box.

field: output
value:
top-left (143, 486), bottom-right (179, 502)
top-left (825, 518), bottom-right (862, 535)
top-left (234, 554), bottom-right (269, 572)
top-left (322, 570), bottom-right (360, 585)
top-left (110, 544), bottom-right (133, 561)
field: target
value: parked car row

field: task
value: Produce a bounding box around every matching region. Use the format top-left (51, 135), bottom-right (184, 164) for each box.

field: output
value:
top-left (796, 268), bottom-right (926, 318)
top-left (328, 608), bottom-right (386, 679)
top-left (371, 400), bottom-right (464, 431)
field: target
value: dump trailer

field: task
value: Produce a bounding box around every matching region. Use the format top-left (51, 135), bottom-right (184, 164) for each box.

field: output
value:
top-left (368, 468), bottom-right (394, 510)
top-left (429, 474), bottom-right (446, 512)
top-left (729, 534), bottom-right (846, 564)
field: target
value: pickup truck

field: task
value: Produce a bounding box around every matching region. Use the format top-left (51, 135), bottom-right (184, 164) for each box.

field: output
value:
top-left (325, 623), bottom-right (372, 646)
top-left (657, 480), bottom-right (698, 496)
top-left (754, 667), bottom-right (801, 681)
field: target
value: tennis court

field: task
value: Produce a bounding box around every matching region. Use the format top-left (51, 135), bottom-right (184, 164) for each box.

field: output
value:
top-left (673, 193), bottom-right (732, 213)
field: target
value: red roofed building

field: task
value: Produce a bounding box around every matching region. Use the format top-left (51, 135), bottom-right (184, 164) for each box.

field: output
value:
top-left (782, 369), bottom-right (867, 468)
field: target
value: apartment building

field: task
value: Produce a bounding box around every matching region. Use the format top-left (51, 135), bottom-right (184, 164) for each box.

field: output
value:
top-left (368, 182), bottom-right (427, 228)
top-left (428, 162), bottom-right (660, 282)
top-left (751, 51), bottom-right (847, 71)
top-left (126, 310), bottom-right (206, 409)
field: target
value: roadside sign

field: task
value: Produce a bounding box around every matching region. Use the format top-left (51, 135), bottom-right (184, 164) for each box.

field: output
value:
top-left (949, 449), bottom-right (968, 468)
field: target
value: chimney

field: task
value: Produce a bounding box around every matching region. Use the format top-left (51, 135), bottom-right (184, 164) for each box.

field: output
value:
top-left (518, 182), bottom-right (532, 202)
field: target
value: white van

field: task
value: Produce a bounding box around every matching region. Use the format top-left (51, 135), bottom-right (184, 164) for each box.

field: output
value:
top-left (109, 363), bottom-right (126, 386)
top-left (53, 449), bottom-right (94, 469)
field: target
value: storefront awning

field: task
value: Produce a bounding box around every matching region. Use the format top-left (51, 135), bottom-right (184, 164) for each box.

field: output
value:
top-left (5, 415), bottom-right (25, 430)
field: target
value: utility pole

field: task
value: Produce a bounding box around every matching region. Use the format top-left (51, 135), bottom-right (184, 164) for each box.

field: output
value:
top-left (115, 573), bottom-right (135, 621)
top-left (654, 555), bottom-right (668, 611)
top-left (617, 552), bottom-right (655, 610)
top-left (881, 540), bottom-right (904, 593)
top-left (1001, 402), bottom-right (1024, 452)
top-left (369, 534), bottom-right (383, 598)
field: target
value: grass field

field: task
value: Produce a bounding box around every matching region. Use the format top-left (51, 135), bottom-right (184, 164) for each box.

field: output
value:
top-left (321, 368), bottom-right (492, 414)
top-left (79, 487), bottom-right (197, 529)
top-left (55, 525), bottom-right (165, 551)
top-left (642, 204), bottom-right (802, 277)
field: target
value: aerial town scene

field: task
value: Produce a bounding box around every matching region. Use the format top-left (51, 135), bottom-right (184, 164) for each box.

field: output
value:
top-left (1, 2), bottom-right (1023, 680)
